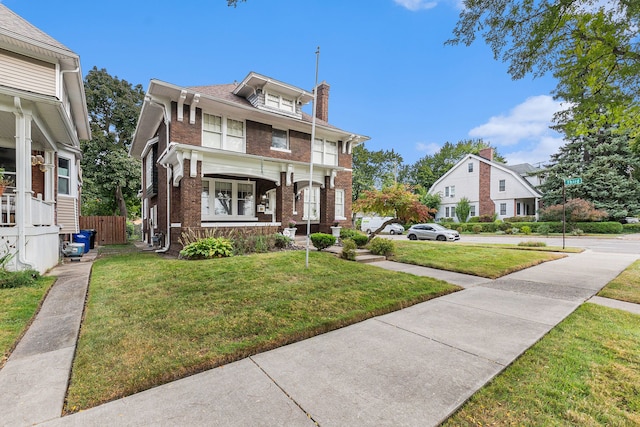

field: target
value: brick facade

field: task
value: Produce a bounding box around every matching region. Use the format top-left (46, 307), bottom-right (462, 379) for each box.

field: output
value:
top-left (479, 159), bottom-right (495, 217)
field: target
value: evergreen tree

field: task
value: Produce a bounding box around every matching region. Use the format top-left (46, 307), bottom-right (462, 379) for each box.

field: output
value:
top-left (539, 127), bottom-right (640, 220)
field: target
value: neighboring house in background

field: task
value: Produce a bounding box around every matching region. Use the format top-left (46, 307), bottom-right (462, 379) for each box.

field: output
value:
top-left (130, 72), bottom-right (369, 253)
top-left (0, 5), bottom-right (90, 273)
top-left (429, 148), bottom-right (543, 221)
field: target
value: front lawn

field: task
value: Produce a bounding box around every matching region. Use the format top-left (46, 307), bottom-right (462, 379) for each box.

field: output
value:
top-left (598, 259), bottom-right (640, 304)
top-left (65, 250), bottom-right (459, 412)
top-left (443, 304), bottom-right (640, 426)
top-left (391, 241), bottom-right (567, 279)
top-left (0, 276), bottom-right (55, 366)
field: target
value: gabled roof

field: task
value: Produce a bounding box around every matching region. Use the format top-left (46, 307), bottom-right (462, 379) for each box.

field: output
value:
top-left (504, 163), bottom-right (542, 176)
top-left (428, 153), bottom-right (543, 198)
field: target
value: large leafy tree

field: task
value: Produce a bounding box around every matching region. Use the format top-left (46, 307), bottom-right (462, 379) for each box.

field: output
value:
top-left (448, 1), bottom-right (640, 141)
top-left (354, 184), bottom-right (436, 240)
top-left (538, 126), bottom-right (640, 220)
top-left (403, 139), bottom-right (504, 190)
top-left (352, 145), bottom-right (403, 201)
top-left (82, 67), bottom-right (145, 218)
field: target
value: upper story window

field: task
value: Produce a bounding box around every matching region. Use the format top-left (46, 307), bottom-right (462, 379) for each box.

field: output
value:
top-left (468, 162), bottom-right (474, 172)
top-left (202, 113), bottom-right (245, 153)
top-left (445, 185), bottom-right (455, 198)
top-left (58, 157), bottom-right (70, 195)
top-left (313, 138), bottom-right (338, 166)
top-left (145, 144), bottom-right (158, 197)
top-left (499, 179), bottom-right (506, 192)
top-left (265, 92), bottom-right (295, 114)
top-left (271, 129), bottom-right (289, 150)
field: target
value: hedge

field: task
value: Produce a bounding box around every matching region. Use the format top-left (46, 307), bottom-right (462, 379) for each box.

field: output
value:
top-left (458, 221), bottom-right (623, 234)
top-left (623, 223), bottom-right (640, 233)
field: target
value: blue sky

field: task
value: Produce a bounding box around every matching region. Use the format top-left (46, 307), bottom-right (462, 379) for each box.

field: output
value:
top-left (7, 0), bottom-right (565, 167)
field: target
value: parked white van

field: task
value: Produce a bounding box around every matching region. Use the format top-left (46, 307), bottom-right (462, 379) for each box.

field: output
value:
top-left (360, 217), bottom-right (404, 235)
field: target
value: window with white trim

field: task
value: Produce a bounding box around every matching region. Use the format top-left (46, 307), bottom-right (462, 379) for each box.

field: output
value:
top-left (265, 92), bottom-right (295, 113)
top-left (202, 113), bottom-right (245, 153)
top-left (451, 206), bottom-right (456, 218)
top-left (468, 162), bottom-right (473, 172)
top-left (302, 186), bottom-right (320, 221)
top-left (445, 207), bottom-right (450, 217)
top-left (201, 178), bottom-right (255, 220)
top-left (470, 205), bottom-right (476, 217)
top-left (335, 189), bottom-right (345, 220)
top-left (500, 203), bottom-right (507, 216)
top-left (499, 179), bottom-right (506, 192)
top-left (313, 138), bottom-right (338, 166)
top-left (58, 157), bottom-right (70, 195)
top-left (444, 185), bottom-right (455, 198)
top-left (271, 129), bottom-right (289, 150)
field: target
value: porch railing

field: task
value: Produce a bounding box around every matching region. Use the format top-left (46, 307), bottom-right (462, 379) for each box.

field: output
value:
top-left (0, 194), bottom-right (55, 227)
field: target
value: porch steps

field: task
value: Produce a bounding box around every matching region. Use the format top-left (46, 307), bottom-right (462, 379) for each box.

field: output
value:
top-left (325, 246), bottom-right (386, 263)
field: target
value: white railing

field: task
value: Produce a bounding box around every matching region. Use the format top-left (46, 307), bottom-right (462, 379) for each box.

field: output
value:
top-left (31, 196), bottom-right (54, 226)
top-left (0, 194), bottom-right (55, 227)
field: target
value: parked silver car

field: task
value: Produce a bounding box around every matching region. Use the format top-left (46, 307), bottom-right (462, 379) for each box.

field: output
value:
top-left (407, 223), bottom-right (460, 241)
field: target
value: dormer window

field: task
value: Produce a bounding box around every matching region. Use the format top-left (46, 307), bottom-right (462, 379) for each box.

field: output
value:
top-left (265, 92), bottom-right (295, 113)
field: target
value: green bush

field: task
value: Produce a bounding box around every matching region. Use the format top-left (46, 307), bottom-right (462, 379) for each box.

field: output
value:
top-left (180, 237), bottom-right (233, 259)
top-left (368, 237), bottom-right (396, 257)
top-left (468, 216), bottom-right (480, 223)
top-left (352, 233), bottom-right (369, 248)
top-left (0, 269), bottom-right (41, 289)
top-left (472, 224), bottom-right (482, 234)
top-left (521, 225), bottom-right (531, 235)
top-left (518, 240), bottom-right (547, 247)
top-left (274, 233), bottom-right (292, 249)
top-left (622, 223), bottom-right (640, 233)
top-left (537, 224), bottom-right (551, 236)
top-left (504, 216), bottom-right (536, 223)
top-left (479, 214), bottom-right (496, 223)
top-left (498, 221), bottom-right (513, 232)
top-left (574, 221), bottom-right (623, 234)
top-left (341, 239), bottom-right (357, 261)
top-left (310, 233), bottom-right (336, 251)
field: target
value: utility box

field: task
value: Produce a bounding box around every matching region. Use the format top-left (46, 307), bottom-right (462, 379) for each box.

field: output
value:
top-left (62, 242), bottom-right (84, 258)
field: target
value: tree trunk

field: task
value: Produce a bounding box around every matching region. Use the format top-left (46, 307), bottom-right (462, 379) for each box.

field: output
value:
top-left (115, 185), bottom-right (128, 218)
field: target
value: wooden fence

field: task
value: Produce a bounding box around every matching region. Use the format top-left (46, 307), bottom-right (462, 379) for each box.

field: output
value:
top-left (79, 216), bottom-right (127, 245)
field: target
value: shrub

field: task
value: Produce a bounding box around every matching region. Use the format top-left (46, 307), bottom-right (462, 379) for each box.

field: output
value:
top-left (310, 233), bottom-right (336, 251)
top-left (341, 239), bottom-right (357, 261)
top-left (368, 237), bottom-right (396, 257)
top-left (498, 221), bottom-right (513, 232)
top-left (521, 225), bottom-right (531, 235)
top-left (0, 269), bottom-right (40, 289)
top-left (180, 237), bottom-right (233, 260)
top-left (340, 228), bottom-right (359, 239)
top-left (537, 224), bottom-right (551, 236)
top-left (479, 214), bottom-right (496, 223)
top-left (504, 216), bottom-right (536, 223)
top-left (274, 234), bottom-right (292, 249)
top-left (575, 221), bottom-right (623, 234)
top-left (623, 223), bottom-right (640, 233)
top-left (518, 240), bottom-right (547, 247)
top-left (468, 216), bottom-right (480, 223)
top-left (540, 198), bottom-right (608, 222)
top-left (352, 233), bottom-right (369, 248)
top-left (571, 228), bottom-right (584, 236)
top-left (472, 224), bottom-right (482, 234)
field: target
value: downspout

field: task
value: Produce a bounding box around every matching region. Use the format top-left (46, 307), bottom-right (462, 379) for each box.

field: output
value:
top-left (14, 97), bottom-right (36, 270)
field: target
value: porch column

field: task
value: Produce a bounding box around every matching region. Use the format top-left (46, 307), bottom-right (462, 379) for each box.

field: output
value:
top-left (320, 175), bottom-right (335, 233)
top-left (14, 100), bottom-right (34, 226)
top-left (276, 171), bottom-right (293, 229)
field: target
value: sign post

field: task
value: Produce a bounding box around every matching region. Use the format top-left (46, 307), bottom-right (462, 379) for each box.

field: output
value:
top-left (562, 177), bottom-right (583, 249)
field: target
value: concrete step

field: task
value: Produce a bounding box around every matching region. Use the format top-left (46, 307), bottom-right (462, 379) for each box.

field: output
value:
top-left (355, 254), bottom-right (387, 263)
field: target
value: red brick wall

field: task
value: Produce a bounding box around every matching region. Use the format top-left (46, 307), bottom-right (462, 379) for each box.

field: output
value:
top-left (171, 102), bottom-right (201, 146)
top-left (316, 82), bottom-right (330, 122)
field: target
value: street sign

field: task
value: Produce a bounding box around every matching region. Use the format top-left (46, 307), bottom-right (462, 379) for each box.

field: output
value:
top-left (564, 177), bottom-right (582, 185)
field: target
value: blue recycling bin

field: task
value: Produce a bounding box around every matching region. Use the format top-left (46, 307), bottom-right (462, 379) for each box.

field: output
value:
top-left (73, 232), bottom-right (90, 254)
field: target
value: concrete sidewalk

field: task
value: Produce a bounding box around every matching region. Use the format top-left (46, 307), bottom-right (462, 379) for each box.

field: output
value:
top-left (1, 248), bottom-right (638, 426)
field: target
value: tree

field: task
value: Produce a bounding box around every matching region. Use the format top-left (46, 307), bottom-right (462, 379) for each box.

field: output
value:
top-left (539, 198), bottom-right (608, 222)
top-left (82, 67), bottom-right (145, 218)
top-left (448, 1), bottom-right (640, 140)
top-left (352, 145), bottom-right (403, 201)
top-left (538, 126), bottom-right (640, 220)
top-left (456, 197), bottom-right (471, 223)
top-left (353, 184), bottom-right (436, 240)
top-left (404, 139), bottom-right (504, 190)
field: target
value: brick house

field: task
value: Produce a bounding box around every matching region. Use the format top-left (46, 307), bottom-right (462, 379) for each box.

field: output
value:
top-left (0, 5), bottom-right (90, 272)
top-left (130, 72), bottom-right (369, 252)
top-left (429, 148), bottom-right (543, 221)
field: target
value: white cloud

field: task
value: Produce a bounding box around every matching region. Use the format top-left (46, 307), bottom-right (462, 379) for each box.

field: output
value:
top-left (469, 95), bottom-right (567, 165)
top-left (393, 0), bottom-right (438, 11)
top-left (415, 142), bottom-right (441, 154)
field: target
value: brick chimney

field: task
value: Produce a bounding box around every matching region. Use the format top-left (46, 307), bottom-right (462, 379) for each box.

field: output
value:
top-left (315, 81), bottom-right (330, 122)
top-left (479, 147), bottom-right (494, 161)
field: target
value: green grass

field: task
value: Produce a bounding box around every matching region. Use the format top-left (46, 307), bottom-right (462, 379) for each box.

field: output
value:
top-left (391, 241), bottom-right (567, 279)
top-left (65, 250), bottom-right (459, 412)
top-left (598, 259), bottom-right (640, 304)
top-left (0, 276), bottom-right (55, 366)
top-left (443, 304), bottom-right (640, 426)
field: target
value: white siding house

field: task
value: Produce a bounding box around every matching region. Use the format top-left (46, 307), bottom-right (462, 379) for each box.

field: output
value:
top-left (0, 5), bottom-right (90, 273)
top-left (429, 148), bottom-right (543, 222)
